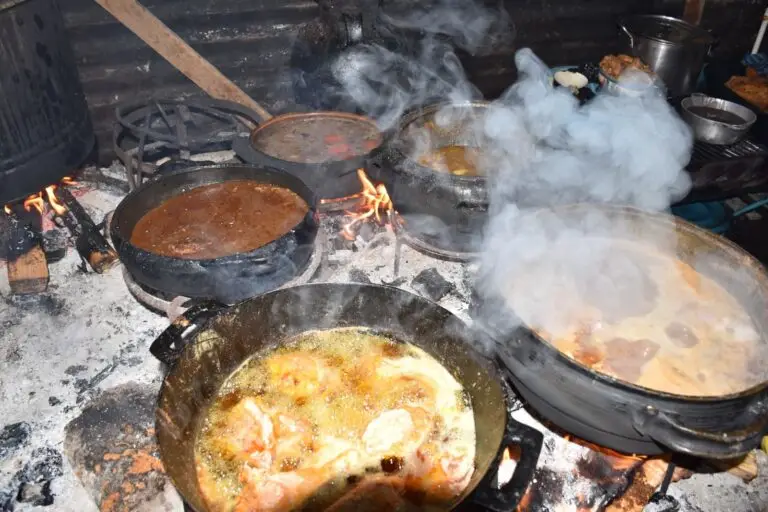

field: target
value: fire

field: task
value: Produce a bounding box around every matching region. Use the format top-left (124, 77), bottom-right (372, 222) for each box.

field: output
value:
top-left (341, 169), bottom-right (394, 240)
top-left (44, 185), bottom-right (68, 216)
top-left (23, 194), bottom-right (45, 214)
top-left (3, 205), bottom-right (11, 215)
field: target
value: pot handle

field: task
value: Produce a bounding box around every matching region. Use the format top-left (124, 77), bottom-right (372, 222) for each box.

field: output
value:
top-left (618, 21), bottom-right (634, 48)
top-left (470, 416), bottom-right (543, 511)
top-left (149, 301), bottom-right (228, 366)
top-left (232, 134), bottom-right (273, 168)
top-left (632, 406), bottom-right (767, 460)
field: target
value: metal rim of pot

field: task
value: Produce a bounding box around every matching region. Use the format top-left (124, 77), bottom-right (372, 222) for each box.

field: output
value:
top-left (232, 111), bottom-right (385, 201)
top-left (109, 162), bottom-right (319, 304)
top-left (618, 15), bottom-right (716, 49)
top-left (474, 204), bottom-right (768, 459)
top-left (150, 283), bottom-right (544, 512)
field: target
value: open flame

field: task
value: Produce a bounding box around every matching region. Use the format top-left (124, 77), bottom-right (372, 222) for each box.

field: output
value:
top-left (2, 178), bottom-right (73, 217)
top-left (341, 169), bottom-right (394, 240)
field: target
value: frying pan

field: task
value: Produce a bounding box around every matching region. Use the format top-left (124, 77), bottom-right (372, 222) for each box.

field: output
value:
top-left (150, 283), bottom-right (543, 511)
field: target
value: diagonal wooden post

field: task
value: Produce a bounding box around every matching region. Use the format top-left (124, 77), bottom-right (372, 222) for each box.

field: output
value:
top-left (93, 0), bottom-right (273, 121)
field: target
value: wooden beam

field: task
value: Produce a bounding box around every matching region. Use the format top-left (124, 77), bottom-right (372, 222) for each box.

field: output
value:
top-left (683, 0), bottom-right (706, 26)
top-left (92, 0), bottom-right (272, 121)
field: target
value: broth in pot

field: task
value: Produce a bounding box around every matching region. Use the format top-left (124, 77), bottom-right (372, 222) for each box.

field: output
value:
top-left (195, 328), bottom-right (476, 512)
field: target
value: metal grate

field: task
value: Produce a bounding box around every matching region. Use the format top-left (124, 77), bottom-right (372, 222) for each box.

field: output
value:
top-left (690, 138), bottom-right (768, 165)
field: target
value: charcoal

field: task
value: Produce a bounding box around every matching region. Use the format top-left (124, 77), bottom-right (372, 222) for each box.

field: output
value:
top-left (0, 423), bottom-right (31, 459)
top-left (411, 268), bottom-right (455, 301)
top-left (348, 269), bottom-right (371, 284)
top-left (18, 447), bottom-right (63, 484)
top-left (647, 493), bottom-right (680, 512)
top-left (16, 481), bottom-right (53, 507)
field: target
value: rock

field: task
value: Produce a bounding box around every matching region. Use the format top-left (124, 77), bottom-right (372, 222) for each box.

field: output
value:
top-left (411, 268), bottom-right (455, 301)
top-left (0, 423), bottom-right (31, 460)
top-left (16, 481), bottom-right (53, 507)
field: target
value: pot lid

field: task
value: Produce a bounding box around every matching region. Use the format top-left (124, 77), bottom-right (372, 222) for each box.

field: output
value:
top-left (621, 15), bottom-right (714, 46)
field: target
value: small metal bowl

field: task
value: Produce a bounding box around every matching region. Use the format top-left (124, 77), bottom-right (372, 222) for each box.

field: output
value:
top-left (598, 68), bottom-right (667, 98)
top-left (681, 94), bottom-right (757, 146)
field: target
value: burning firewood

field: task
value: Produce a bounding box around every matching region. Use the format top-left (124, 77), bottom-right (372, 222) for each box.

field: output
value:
top-left (605, 458), bottom-right (692, 512)
top-left (48, 186), bottom-right (118, 274)
top-left (3, 204), bottom-right (49, 295)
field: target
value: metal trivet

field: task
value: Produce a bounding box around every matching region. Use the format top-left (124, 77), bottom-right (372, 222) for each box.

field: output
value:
top-left (394, 222), bottom-right (479, 263)
top-left (122, 231), bottom-right (327, 319)
top-left (685, 137), bottom-right (768, 202)
top-left (113, 98), bottom-right (261, 190)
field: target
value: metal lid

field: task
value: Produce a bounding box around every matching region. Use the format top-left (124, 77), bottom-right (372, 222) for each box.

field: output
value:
top-left (621, 15), bottom-right (714, 46)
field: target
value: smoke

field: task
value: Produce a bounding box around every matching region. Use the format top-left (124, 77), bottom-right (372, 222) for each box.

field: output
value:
top-left (331, 0), bottom-right (513, 131)
top-left (475, 48), bottom-right (695, 343)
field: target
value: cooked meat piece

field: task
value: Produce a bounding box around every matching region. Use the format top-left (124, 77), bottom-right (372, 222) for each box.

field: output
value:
top-left (599, 54), bottom-right (653, 80)
top-left (665, 321), bottom-right (699, 348)
top-left (603, 338), bottom-right (660, 383)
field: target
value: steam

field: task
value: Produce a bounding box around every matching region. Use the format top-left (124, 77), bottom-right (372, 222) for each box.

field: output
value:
top-left (476, 48), bottom-right (695, 341)
top-left (331, 0), bottom-right (513, 130)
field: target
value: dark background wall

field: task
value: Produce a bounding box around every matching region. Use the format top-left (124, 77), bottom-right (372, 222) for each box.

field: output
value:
top-left (59, 0), bottom-right (767, 164)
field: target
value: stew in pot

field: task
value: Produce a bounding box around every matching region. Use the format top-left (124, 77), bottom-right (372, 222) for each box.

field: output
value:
top-left (130, 181), bottom-right (308, 260)
top-left (195, 328), bottom-right (476, 512)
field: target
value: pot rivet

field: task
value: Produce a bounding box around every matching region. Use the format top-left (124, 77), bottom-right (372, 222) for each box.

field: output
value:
top-left (645, 405), bottom-right (658, 416)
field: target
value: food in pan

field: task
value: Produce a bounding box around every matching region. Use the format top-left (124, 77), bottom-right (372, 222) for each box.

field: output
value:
top-left (130, 180), bottom-right (308, 259)
top-left (195, 328), bottom-right (476, 512)
top-left (251, 116), bottom-right (382, 164)
top-left (506, 240), bottom-right (765, 397)
top-left (417, 145), bottom-right (483, 176)
top-left (726, 68), bottom-right (768, 112)
top-left (599, 54), bottom-right (653, 80)
top-left (554, 70), bottom-right (589, 91)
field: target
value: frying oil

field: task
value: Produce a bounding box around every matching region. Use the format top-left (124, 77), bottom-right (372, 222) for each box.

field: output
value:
top-left (195, 328), bottom-right (476, 512)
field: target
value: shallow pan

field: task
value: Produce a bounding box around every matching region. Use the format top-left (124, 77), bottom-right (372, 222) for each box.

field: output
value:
top-left (681, 93), bottom-right (757, 145)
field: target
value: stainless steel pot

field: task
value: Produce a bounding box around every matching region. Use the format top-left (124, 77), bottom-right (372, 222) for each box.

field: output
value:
top-left (619, 15), bottom-right (715, 97)
top-left (681, 94), bottom-right (757, 145)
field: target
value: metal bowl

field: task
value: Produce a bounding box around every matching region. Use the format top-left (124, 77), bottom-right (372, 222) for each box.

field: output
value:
top-left (681, 94), bottom-right (757, 145)
top-left (598, 68), bottom-right (667, 98)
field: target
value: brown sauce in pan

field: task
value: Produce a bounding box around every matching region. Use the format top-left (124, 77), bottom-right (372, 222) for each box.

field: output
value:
top-left (130, 181), bottom-right (309, 259)
top-left (252, 116), bottom-right (382, 164)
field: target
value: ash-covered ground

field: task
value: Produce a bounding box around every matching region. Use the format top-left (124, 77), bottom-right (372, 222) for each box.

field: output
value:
top-left (0, 174), bottom-right (765, 512)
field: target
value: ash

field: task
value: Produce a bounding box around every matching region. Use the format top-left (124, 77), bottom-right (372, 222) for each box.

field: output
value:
top-left (0, 169), bottom-right (765, 512)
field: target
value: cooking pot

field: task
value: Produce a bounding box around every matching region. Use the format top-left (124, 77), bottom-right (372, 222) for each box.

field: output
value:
top-left (473, 204), bottom-right (768, 459)
top-left (618, 15), bottom-right (716, 97)
top-left (681, 93), bottom-right (757, 145)
top-left (375, 101), bottom-right (490, 255)
top-left (232, 111), bottom-right (385, 205)
top-left (151, 283), bottom-right (543, 511)
top-left (110, 162), bottom-right (318, 304)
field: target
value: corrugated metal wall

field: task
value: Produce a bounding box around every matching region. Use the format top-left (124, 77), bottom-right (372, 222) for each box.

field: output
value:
top-left (59, 0), bottom-right (767, 164)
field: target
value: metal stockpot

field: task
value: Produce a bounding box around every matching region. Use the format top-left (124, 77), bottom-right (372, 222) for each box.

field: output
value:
top-left (618, 15), bottom-right (715, 97)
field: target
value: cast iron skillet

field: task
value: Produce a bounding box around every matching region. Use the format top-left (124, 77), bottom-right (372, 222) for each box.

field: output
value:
top-left (110, 162), bottom-right (318, 304)
top-left (150, 283), bottom-right (543, 512)
top-left (473, 204), bottom-right (768, 459)
top-left (232, 111), bottom-right (385, 202)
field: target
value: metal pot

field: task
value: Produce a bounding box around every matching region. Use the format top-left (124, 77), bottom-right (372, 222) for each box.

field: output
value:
top-left (375, 101), bottom-right (490, 255)
top-left (681, 94), bottom-right (757, 145)
top-left (618, 15), bottom-right (716, 97)
top-left (151, 283), bottom-right (543, 512)
top-left (473, 205), bottom-right (768, 459)
top-left (110, 162), bottom-right (318, 304)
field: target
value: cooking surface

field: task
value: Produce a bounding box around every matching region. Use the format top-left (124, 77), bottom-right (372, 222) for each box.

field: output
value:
top-left (130, 181), bottom-right (308, 260)
top-left (0, 170), bottom-right (767, 511)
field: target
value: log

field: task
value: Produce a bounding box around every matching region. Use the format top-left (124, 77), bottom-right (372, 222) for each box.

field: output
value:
top-left (705, 451), bottom-right (759, 483)
top-left (92, 0), bottom-right (272, 121)
top-left (7, 246), bottom-right (49, 295)
top-left (55, 188), bottom-right (118, 274)
top-left (5, 207), bottom-right (49, 295)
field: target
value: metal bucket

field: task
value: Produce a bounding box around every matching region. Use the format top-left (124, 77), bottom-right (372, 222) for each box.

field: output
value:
top-left (618, 15), bottom-right (715, 97)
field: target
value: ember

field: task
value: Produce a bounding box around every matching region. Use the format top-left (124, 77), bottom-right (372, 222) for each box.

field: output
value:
top-left (340, 169), bottom-right (396, 240)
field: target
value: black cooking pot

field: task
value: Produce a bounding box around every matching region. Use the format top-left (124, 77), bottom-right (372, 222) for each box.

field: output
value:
top-left (232, 111), bottom-right (385, 204)
top-left (110, 162), bottom-right (318, 304)
top-left (375, 102), bottom-right (490, 254)
top-left (472, 205), bottom-right (768, 459)
top-left (150, 283), bottom-right (542, 512)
